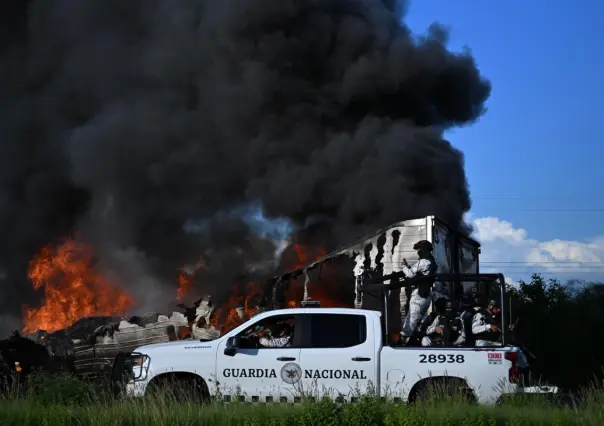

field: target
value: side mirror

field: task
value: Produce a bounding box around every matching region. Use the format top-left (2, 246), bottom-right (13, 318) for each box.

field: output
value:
top-left (224, 336), bottom-right (240, 357)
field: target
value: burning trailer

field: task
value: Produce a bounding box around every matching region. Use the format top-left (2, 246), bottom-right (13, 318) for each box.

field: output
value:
top-left (269, 215), bottom-right (484, 337)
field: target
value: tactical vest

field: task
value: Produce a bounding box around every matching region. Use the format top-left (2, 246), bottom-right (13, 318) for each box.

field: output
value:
top-left (415, 255), bottom-right (437, 298)
top-left (471, 308), bottom-right (500, 341)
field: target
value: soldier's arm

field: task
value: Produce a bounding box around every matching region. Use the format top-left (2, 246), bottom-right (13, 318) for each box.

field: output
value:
top-left (425, 316), bottom-right (440, 335)
top-left (402, 259), bottom-right (431, 278)
top-left (471, 312), bottom-right (492, 334)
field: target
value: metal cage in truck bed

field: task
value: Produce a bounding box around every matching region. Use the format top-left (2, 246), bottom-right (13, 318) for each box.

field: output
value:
top-left (269, 215), bottom-right (482, 335)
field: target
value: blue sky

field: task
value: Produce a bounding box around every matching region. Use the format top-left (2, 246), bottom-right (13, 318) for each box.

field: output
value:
top-left (404, 0), bottom-right (604, 281)
top-left (406, 0), bottom-right (603, 241)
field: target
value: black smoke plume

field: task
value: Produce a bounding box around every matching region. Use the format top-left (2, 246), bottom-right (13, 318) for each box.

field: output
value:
top-left (0, 0), bottom-right (490, 334)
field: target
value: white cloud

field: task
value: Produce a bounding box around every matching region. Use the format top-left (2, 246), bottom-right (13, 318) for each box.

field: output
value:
top-left (467, 214), bottom-right (604, 284)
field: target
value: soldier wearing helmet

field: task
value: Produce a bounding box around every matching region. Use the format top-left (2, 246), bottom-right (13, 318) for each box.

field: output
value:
top-left (399, 239), bottom-right (440, 344)
top-left (471, 296), bottom-right (501, 347)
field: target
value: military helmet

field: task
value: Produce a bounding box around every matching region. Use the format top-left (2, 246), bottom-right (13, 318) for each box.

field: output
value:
top-left (413, 240), bottom-right (433, 251)
top-left (487, 298), bottom-right (499, 308)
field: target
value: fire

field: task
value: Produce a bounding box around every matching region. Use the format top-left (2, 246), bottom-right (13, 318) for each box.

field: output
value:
top-left (177, 272), bottom-right (194, 303)
top-left (22, 234), bottom-right (346, 337)
top-left (209, 244), bottom-right (346, 333)
top-left (210, 282), bottom-right (264, 332)
top-left (177, 258), bottom-right (205, 302)
top-left (284, 244), bottom-right (347, 309)
top-left (22, 238), bottom-right (134, 333)
top-left (292, 244), bottom-right (326, 269)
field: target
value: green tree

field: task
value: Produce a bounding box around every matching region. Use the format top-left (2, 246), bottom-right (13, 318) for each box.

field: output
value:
top-left (506, 274), bottom-right (604, 390)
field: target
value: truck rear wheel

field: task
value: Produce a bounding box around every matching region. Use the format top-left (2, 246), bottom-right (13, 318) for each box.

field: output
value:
top-left (146, 373), bottom-right (209, 403)
top-left (409, 378), bottom-right (476, 404)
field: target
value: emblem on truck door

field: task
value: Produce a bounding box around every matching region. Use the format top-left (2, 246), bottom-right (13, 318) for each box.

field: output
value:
top-left (281, 362), bottom-right (302, 385)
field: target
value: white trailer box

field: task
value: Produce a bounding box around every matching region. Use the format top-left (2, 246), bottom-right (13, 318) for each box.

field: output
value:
top-left (273, 215), bottom-right (480, 335)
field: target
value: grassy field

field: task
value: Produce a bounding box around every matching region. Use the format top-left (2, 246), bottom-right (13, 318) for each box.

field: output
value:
top-left (1, 373), bottom-right (603, 425)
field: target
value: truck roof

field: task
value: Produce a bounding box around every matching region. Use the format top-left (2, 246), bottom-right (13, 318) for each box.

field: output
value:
top-left (253, 307), bottom-right (382, 319)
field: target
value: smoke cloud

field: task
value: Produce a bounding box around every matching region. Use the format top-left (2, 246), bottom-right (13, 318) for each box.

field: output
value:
top-left (0, 0), bottom-right (490, 334)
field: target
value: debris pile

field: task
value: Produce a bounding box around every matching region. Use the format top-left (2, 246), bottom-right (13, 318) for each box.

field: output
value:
top-left (1, 295), bottom-right (222, 383)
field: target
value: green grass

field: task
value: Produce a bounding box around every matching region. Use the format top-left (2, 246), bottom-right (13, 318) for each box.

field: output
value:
top-left (1, 373), bottom-right (603, 425)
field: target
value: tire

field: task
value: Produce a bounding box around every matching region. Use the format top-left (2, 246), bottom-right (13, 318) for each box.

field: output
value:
top-left (146, 374), bottom-right (208, 404)
top-left (410, 378), bottom-right (476, 404)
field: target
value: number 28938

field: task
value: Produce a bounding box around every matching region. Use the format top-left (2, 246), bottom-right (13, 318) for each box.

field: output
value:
top-left (419, 354), bottom-right (465, 363)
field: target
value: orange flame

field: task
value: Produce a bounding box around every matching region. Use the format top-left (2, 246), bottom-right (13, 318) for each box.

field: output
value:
top-left (22, 235), bottom-right (346, 337)
top-left (284, 244), bottom-right (346, 308)
top-left (209, 243), bottom-right (346, 333)
top-left (292, 243), bottom-right (327, 269)
top-left (176, 259), bottom-right (205, 303)
top-left (177, 272), bottom-right (194, 303)
top-left (22, 238), bottom-right (134, 333)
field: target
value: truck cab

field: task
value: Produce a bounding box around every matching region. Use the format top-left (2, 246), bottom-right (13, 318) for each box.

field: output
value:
top-left (119, 307), bottom-right (527, 404)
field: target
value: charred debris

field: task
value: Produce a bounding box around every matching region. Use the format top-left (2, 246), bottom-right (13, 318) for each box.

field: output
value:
top-left (0, 293), bottom-right (270, 384)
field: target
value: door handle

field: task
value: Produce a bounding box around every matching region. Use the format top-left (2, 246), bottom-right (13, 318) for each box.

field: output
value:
top-left (277, 357), bottom-right (296, 361)
top-left (351, 357), bottom-right (371, 362)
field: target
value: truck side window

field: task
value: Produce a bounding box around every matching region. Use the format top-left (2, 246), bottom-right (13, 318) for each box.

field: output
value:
top-left (236, 315), bottom-right (297, 349)
top-left (309, 314), bottom-right (366, 348)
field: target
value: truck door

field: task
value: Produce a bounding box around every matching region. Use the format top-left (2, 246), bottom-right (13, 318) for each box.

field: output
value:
top-left (215, 313), bottom-right (301, 403)
top-left (298, 312), bottom-right (377, 401)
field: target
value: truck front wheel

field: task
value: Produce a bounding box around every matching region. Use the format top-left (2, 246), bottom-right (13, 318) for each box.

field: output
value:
top-left (145, 373), bottom-right (209, 403)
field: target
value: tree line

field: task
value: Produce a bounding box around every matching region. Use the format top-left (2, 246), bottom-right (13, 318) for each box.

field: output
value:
top-left (505, 274), bottom-right (604, 391)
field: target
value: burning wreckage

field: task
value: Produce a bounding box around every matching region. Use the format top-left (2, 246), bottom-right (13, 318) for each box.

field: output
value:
top-left (28, 298), bottom-right (222, 379)
top-left (1, 215), bottom-right (483, 383)
top-left (1, 297), bottom-right (224, 383)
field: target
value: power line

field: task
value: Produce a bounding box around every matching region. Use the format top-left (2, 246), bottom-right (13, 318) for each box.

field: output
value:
top-left (473, 196), bottom-right (604, 200)
top-left (482, 265), bottom-right (604, 270)
top-left (482, 261), bottom-right (604, 264)
top-left (518, 209), bottom-right (604, 212)
top-left (481, 269), bottom-right (604, 275)
top-left (482, 266), bottom-right (604, 270)
top-left (468, 209), bottom-right (604, 213)
top-left (473, 196), bottom-right (604, 201)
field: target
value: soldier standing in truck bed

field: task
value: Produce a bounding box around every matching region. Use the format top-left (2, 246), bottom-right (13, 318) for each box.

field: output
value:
top-left (399, 240), bottom-right (439, 345)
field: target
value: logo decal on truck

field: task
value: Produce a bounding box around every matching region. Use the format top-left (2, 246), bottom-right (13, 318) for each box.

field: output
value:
top-left (222, 366), bottom-right (368, 382)
top-left (281, 362), bottom-right (302, 384)
top-left (419, 354), bottom-right (465, 363)
top-left (487, 353), bottom-right (502, 365)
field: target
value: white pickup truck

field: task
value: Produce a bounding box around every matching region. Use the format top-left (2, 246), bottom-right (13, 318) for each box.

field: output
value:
top-left (116, 307), bottom-right (547, 404)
